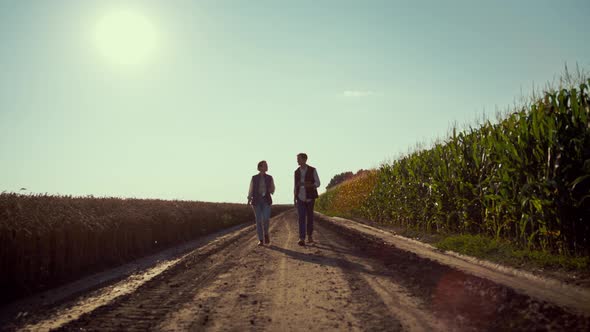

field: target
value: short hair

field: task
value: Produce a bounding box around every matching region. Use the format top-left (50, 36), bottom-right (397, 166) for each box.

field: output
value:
top-left (257, 160), bottom-right (267, 170)
top-left (297, 153), bottom-right (308, 161)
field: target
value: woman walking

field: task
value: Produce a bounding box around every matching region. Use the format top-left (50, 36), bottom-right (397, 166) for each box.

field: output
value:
top-left (248, 160), bottom-right (275, 246)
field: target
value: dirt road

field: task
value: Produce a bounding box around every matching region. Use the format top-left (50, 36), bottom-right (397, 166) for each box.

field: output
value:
top-left (4, 209), bottom-right (590, 331)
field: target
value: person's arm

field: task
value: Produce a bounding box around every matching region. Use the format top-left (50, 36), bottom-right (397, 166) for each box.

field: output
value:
top-left (247, 178), bottom-right (254, 204)
top-left (313, 169), bottom-right (321, 189)
top-left (293, 173), bottom-right (298, 204)
top-left (270, 177), bottom-right (275, 195)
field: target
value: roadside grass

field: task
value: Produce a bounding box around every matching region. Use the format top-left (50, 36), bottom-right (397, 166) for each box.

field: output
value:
top-left (317, 211), bottom-right (590, 284)
top-left (435, 233), bottom-right (590, 271)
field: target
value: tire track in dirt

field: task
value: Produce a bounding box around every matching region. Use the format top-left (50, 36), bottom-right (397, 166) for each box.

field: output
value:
top-left (1, 224), bottom-right (249, 331)
top-left (7, 209), bottom-right (587, 331)
top-left (322, 214), bottom-right (590, 315)
top-left (319, 215), bottom-right (590, 331)
top-left (156, 221), bottom-right (278, 331)
top-left (12, 210), bottom-right (452, 331)
top-left (261, 213), bottom-right (365, 331)
top-left (157, 211), bottom-right (371, 331)
top-left (48, 223), bottom-right (259, 332)
top-left (157, 210), bottom-right (428, 331)
top-left (318, 229), bottom-right (445, 332)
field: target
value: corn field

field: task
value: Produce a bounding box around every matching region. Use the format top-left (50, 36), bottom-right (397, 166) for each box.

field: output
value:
top-left (0, 193), bottom-right (290, 304)
top-left (316, 170), bottom-right (378, 218)
top-left (317, 79), bottom-right (590, 256)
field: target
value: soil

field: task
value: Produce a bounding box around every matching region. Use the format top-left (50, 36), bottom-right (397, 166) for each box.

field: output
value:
top-left (343, 215), bottom-right (590, 289)
top-left (2, 209), bottom-right (589, 331)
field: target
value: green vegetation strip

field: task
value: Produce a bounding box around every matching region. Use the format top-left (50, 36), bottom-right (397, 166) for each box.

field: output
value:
top-left (435, 234), bottom-right (589, 271)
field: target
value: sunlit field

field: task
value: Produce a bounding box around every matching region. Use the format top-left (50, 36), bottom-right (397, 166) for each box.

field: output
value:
top-left (318, 72), bottom-right (590, 257)
top-left (0, 193), bottom-right (291, 304)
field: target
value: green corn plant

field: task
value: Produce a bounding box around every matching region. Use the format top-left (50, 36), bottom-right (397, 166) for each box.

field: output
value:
top-left (318, 75), bottom-right (589, 255)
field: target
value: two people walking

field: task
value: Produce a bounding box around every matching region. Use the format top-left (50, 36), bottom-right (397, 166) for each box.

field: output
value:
top-left (247, 153), bottom-right (320, 247)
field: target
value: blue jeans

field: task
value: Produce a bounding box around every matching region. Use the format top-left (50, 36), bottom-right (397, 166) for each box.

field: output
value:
top-left (296, 199), bottom-right (315, 240)
top-left (254, 202), bottom-right (271, 241)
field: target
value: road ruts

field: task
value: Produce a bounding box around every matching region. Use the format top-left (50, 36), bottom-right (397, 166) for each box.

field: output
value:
top-left (10, 209), bottom-right (589, 331)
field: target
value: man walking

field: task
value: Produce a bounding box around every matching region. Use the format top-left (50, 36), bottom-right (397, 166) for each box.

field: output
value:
top-left (294, 153), bottom-right (320, 246)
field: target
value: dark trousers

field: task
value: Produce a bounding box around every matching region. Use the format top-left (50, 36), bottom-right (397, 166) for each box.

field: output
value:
top-left (296, 199), bottom-right (315, 240)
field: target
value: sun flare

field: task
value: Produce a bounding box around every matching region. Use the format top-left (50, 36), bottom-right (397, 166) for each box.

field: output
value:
top-left (94, 10), bottom-right (158, 66)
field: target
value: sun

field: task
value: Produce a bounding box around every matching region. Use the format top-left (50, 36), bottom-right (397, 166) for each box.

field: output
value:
top-left (94, 10), bottom-right (159, 66)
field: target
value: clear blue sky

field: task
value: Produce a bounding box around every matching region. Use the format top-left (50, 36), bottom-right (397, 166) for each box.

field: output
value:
top-left (1, 0), bottom-right (589, 204)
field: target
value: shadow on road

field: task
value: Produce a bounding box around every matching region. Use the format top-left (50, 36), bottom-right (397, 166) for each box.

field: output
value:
top-left (266, 244), bottom-right (391, 278)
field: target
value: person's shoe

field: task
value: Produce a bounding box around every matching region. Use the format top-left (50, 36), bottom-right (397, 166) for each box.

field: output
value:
top-left (307, 235), bottom-right (314, 243)
top-left (264, 234), bottom-right (270, 244)
top-left (297, 239), bottom-right (305, 246)
top-left (257, 240), bottom-right (264, 246)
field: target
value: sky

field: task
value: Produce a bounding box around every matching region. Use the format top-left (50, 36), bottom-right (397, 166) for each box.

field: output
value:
top-left (1, 0), bottom-right (589, 204)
